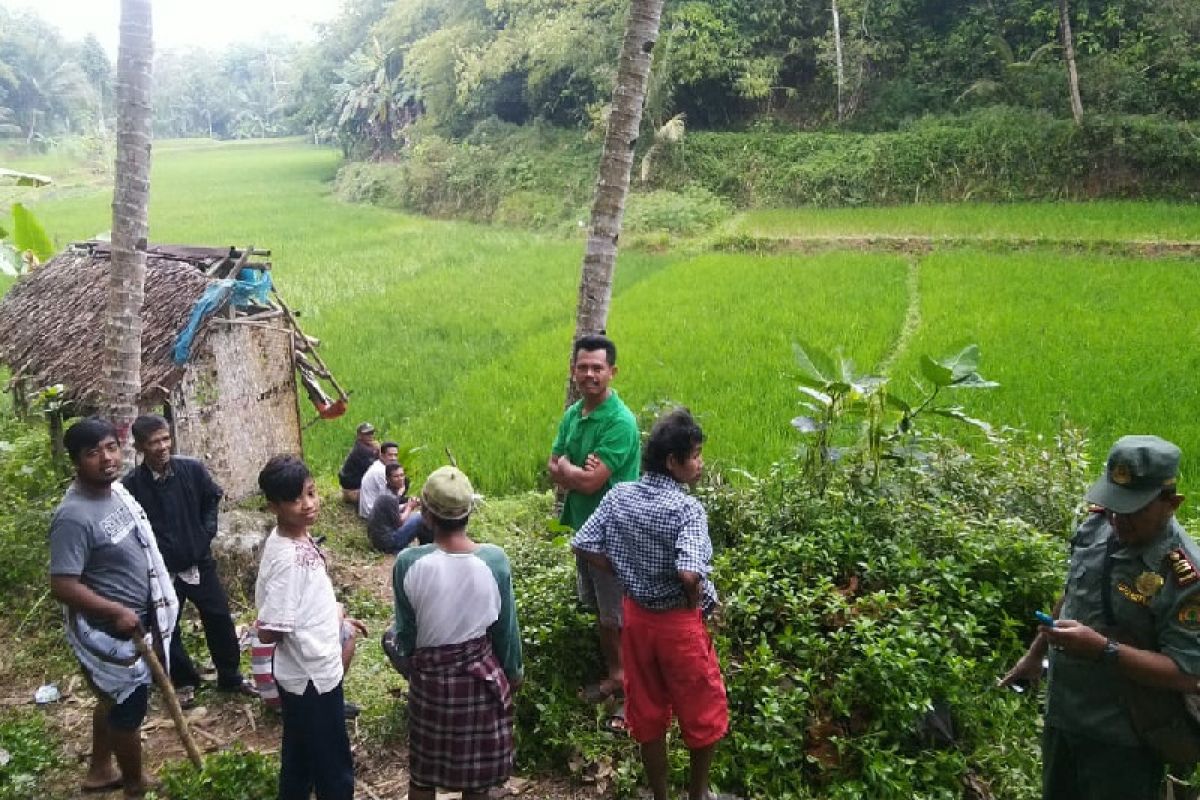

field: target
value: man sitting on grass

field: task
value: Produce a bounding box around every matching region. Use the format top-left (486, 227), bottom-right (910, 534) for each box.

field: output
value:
top-left (572, 408), bottom-right (733, 800)
top-left (366, 462), bottom-right (427, 554)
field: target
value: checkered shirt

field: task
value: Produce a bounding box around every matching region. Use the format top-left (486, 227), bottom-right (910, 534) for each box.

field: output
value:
top-left (572, 472), bottom-right (718, 614)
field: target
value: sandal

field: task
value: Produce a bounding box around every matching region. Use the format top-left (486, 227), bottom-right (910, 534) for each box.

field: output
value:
top-left (579, 679), bottom-right (623, 705)
top-left (175, 685), bottom-right (197, 710)
top-left (80, 777), bottom-right (123, 794)
top-left (604, 702), bottom-right (629, 735)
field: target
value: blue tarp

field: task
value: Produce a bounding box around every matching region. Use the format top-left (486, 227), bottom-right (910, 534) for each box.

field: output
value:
top-left (172, 269), bottom-right (275, 365)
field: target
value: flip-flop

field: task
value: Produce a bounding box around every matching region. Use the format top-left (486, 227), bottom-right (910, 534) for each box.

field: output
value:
top-left (80, 778), bottom-right (123, 794)
top-left (604, 702), bottom-right (628, 735)
top-left (579, 680), bottom-right (623, 704)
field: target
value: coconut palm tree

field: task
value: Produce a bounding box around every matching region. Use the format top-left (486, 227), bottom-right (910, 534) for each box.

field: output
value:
top-left (1059, 0), bottom-right (1083, 124)
top-left (104, 0), bottom-right (154, 458)
top-left (567, 0), bottom-right (666, 401)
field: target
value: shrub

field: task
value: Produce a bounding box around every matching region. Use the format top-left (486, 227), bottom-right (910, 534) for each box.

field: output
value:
top-left (624, 186), bottom-right (732, 236)
top-left (158, 745), bottom-right (277, 800)
top-left (493, 428), bottom-right (1085, 798)
top-left (651, 108), bottom-right (1200, 206)
top-left (0, 407), bottom-right (66, 608)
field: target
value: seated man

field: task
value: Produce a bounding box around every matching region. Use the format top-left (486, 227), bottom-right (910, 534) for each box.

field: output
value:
top-left (367, 463), bottom-right (428, 554)
top-left (338, 423), bottom-right (379, 505)
top-left (359, 441), bottom-right (399, 519)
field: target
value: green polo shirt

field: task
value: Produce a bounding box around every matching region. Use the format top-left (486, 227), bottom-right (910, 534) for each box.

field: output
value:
top-left (1046, 513), bottom-right (1200, 746)
top-left (551, 390), bottom-right (640, 530)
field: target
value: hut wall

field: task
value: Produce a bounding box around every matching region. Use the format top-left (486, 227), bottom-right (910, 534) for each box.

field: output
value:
top-left (170, 323), bottom-right (302, 501)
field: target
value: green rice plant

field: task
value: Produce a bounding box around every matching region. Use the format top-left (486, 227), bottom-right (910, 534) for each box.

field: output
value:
top-left (401, 251), bottom-right (909, 492)
top-left (894, 248), bottom-right (1200, 494)
top-left (736, 201), bottom-right (1200, 242)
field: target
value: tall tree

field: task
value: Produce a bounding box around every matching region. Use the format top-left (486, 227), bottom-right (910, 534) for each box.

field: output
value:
top-left (1058, 0), bottom-right (1084, 124)
top-left (567, 0), bottom-right (666, 401)
top-left (104, 0), bottom-right (154, 458)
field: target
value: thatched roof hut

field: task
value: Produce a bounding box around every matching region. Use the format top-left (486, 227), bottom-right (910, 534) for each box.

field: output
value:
top-left (0, 243), bottom-right (304, 500)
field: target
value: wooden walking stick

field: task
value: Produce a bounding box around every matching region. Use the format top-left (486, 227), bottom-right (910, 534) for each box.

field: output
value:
top-left (133, 627), bottom-right (204, 768)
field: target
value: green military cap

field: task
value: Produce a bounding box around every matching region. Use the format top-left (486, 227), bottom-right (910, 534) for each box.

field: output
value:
top-left (1085, 435), bottom-right (1181, 514)
top-left (421, 465), bottom-right (476, 520)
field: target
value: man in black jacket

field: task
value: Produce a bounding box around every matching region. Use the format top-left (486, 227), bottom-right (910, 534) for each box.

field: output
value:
top-left (122, 415), bottom-right (250, 703)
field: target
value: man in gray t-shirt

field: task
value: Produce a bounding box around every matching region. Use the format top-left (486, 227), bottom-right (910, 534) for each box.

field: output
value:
top-left (49, 418), bottom-right (157, 796)
top-left (49, 488), bottom-right (149, 635)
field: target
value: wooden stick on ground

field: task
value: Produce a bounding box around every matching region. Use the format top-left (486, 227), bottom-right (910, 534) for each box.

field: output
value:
top-left (132, 629), bottom-right (204, 768)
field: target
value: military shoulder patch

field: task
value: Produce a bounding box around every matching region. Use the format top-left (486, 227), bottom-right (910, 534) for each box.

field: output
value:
top-left (1168, 549), bottom-right (1200, 588)
top-left (1178, 598), bottom-right (1200, 629)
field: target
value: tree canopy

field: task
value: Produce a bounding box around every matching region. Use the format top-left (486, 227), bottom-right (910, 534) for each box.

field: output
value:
top-left (0, 0), bottom-right (1196, 156)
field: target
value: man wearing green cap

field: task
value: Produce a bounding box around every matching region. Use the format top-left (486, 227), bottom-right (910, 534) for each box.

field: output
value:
top-left (388, 466), bottom-right (523, 800)
top-left (1001, 435), bottom-right (1200, 800)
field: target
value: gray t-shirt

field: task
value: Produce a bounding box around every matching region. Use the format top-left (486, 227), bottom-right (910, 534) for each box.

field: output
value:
top-left (49, 484), bottom-right (151, 631)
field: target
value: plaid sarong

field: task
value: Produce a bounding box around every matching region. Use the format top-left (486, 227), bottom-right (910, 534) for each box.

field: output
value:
top-left (407, 635), bottom-right (515, 791)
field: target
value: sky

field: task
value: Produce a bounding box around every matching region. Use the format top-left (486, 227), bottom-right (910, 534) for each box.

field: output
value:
top-left (1, 0), bottom-right (342, 55)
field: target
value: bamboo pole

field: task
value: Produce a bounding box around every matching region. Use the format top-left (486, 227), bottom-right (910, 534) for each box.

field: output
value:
top-left (132, 628), bottom-right (204, 768)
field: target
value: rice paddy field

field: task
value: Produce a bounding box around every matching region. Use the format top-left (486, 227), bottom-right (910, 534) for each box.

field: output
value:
top-left (5, 138), bottom-right (1200, 498)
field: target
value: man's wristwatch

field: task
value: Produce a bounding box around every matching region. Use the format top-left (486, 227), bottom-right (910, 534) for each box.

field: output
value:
top-left (1100, 638), bottom-right (1121, 665)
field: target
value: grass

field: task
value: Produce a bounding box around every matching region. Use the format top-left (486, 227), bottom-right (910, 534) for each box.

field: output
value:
top-left (403, 251), bottom-right (909, 491)
top-left (735, 201), bottom-right (1200, 242)
top-left (894, 248), bottom-right (1200, 491)
top-left (7, 138), bottom-right (1200, 498)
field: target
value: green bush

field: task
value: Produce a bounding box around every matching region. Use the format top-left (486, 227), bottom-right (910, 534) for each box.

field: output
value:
top-left (624, 186), bottom-right (732, 236)
top-left (334, 120), bottom-right (599, 227)
top-left (0, 408), bottom-right (66, 607)
top-left (158, 745), bottom-right (277, 800)
top-left (494, 429), bottom-right (1086, 798)
top-left (0, 711), bottom-right (60, 800)
top-left (652, 108), bottom-right (1200, 206)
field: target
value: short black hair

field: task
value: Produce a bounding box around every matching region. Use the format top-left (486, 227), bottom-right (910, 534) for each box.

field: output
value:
top-left (130, 414), bottom-right (169, 444)
top-left (64, 417), bottom-right (118, 462)
top-left (642, 407), bottom-right (705, 475)
top-left (380, 441), bottom-right (400, 453)
top-left (423, 508), bottom-right (470, 535)
top-left (573, 334), bottom-right (616, 366)
top-left (385, 463), bottom-right (403, 478)
top-left (258, 454), bottom-right (312, 502)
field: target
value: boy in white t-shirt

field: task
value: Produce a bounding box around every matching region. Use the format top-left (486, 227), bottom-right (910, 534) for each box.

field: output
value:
top-left (255, 455), bottom-right (365, 800)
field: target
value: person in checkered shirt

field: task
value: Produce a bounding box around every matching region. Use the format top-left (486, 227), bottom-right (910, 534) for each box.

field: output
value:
top-left (572, 408), bottom-right (731, 800)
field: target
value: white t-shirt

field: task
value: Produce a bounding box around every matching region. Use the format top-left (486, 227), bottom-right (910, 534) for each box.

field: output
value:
top-left (400, 549), bottom-right (501, 649)
top-left (358, 461), bottom-right (388, 519)
top-left (254, 529), bottom-right (343, 694)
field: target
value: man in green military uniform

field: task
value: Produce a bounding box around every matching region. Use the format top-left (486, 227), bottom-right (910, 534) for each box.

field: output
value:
top-left (548, 334), bottom-right (640, 712)
top-left (1001, 435), bottom-right (1200, 800)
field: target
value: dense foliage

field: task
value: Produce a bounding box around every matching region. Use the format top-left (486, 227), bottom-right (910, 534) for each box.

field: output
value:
top-left (302, 0), bottom-right (1200, 156)
top-left (5, 0), bottom-right (1196, 156)
top-left (0, 405), bottom-right (66, 604)
top-left (653, 108), bottom-right (1200, 205)
top-left (158, 745), bottom-right (278, 800)
top-left (499, 428), bottom-right (1087, 798)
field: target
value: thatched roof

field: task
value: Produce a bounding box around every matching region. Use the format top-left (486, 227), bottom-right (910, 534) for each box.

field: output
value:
top-left (0, 247), bottom-right (218, 408)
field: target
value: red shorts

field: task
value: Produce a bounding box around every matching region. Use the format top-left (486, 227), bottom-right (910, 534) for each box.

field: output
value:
top-left (621, 597), bottom-right (728, 749)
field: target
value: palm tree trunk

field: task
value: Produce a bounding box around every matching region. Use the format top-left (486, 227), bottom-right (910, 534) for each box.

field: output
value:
top-left (832, 0), bottom-right (846, 124)
top-left (567, 0), bottom-right (666, 403)
top-left (1059, 0), bottom-right (1084, 125)
top-left (104, 0), bottom-right (154, 461)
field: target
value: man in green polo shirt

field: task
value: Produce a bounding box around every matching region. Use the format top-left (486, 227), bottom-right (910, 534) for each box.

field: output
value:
top-left (1001, 435), bottom-right (1200, 799)
top-left (549, 334), bottom-right (640, 712)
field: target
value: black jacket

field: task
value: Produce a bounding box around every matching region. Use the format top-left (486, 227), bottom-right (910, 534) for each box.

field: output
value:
top-left (123, 456), bottom-right (224, 574)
